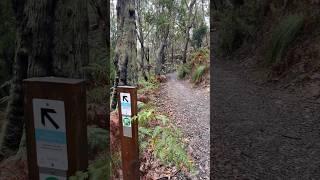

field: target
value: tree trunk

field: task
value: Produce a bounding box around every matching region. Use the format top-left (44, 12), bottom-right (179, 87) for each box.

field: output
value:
top-left (111, 0), bottom-right (137, 110)
top-left (182, 0), bottom-right (197, 64)
top-left (115, 0), bottom-right (137, 86)
top-left (0, 0), bottom-right (88, 159)
top-left (171, 40), bottom-right (174, 64)
top-left (88, 0), bottom-right (110, 126)
top-left (136, 0), bottom-right (148, 81)
top-left (155, 25), bottom-right (170, 75)
top-left (146, 47), bottom-right (150, 76)
top-left (110, 53), bottom-right (119, 110)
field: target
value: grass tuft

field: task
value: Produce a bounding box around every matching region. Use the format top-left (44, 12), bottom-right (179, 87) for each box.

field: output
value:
top-left (266, 14), bottom-right (305, 66)
top-left (177, 64), bottom-right (191, 79)
top-left (191, 65), bottom-right (207, 83)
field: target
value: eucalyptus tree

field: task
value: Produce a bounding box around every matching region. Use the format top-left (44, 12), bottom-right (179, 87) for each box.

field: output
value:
top-left (136, 0), bottom-right (156, 81)
top-left (0, 0), bottom-right (89, 159)
top-left (111, 0), bottom-right (137, 110)
top-left (181, 0), bottom-right (197, 64)
top-left (154, 0), bottom-right (176, 75)
top-left (115, 0), bottom-right (137, 85)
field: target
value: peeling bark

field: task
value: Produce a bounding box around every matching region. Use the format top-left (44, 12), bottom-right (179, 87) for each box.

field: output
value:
top-left (115, 0), bottom-right (137, 86)
top-left (136, 0), bottom-right (148, 81)
top-left (0, 0), bottom-right (89, 158)
top-left (155, 25), bottom-right (170, 75)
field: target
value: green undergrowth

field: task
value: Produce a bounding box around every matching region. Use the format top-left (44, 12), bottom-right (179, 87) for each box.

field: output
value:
top-left (137, 75), bottom-right (160, 95)
top-left (177, 47), bottom-right (209, 84)
top-left (217, 12), bottom-right (253, 55)
top-left (135, 105), bottom-right (194, 172)
top-left (177, 64), bottom-right (192, 79)
top-left (70, 127), bottom-right (110, 180)
top-left (192, 65), bottom-right (207, 83)
top-left (87, 86), bottom-right (108, 105)
top-left (215, 1), bottom-right (267, 56)
top-left (87, 127), bottom-right (109, 155)
top-left (265, 14), bottom-right (305, 66)
top-left (70, 155), bottom-right (110, 180)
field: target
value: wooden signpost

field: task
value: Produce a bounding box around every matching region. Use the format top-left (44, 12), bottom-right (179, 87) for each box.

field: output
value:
top-left (117, 86), bottom-right (139, 179)
top-left (24, 77), bottom-right (88, 180)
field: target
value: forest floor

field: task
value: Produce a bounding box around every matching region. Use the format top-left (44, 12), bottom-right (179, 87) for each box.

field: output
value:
top-left (155, 73), bottom-right (210, 179)
top-left (211, 59), bottom-right (320, 179)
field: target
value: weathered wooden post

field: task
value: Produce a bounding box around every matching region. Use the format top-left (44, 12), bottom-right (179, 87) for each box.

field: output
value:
top-left (117, 86), bottom-right (139, 179)
top-left (24, 77), bottom-right (88, 180)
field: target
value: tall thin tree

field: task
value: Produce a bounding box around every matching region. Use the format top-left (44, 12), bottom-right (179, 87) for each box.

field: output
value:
top-left (182, 0), bottom-right (197, 64)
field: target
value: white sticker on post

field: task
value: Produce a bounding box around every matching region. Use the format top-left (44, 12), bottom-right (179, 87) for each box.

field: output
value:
top-left (33, 99), bottom-right (68, 170)
top-left (120, 93), bottom-right (131, 116)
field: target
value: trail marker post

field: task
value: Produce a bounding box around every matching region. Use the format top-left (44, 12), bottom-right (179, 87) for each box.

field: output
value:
top-left (24, 77), bottom-right (88, 180)
top-left (117, 86), bottom-right (139, 179)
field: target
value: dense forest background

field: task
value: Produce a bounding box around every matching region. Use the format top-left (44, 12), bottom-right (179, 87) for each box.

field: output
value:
top-left (212, 0), bottom-right (320, 94)
top-left (211, 1), bottom-right (320, 179)
top-left (0, 0), bottom-right (210, 179)
top-left (108, 0), bottom-right (210, 178)
top-left (0, 0), bottom-right (110, 178)
top-left (110, 0), bottom-right (209, 94)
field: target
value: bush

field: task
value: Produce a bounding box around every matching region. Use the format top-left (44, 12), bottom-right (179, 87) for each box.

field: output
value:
top-left (137, 76), bottom-right (159, 94)
top-left (152, 126), bottom-right (193, 171)
top-left (136, 104), bottom-right (193, 171)
top-left (70, 127), bottom-right (110, 180)
top-left (177, 64), bottom-right (191, 79)
top-left (191, 65), bottom-right (207, 83)
top-left (192, 23), bottom-right (208, 48)
top-left (190, 48), bottom-right (210, 65)
top-left (87, 86), bottom-right (108, 105)
top-left (136, 108), bottom-right (156, 127)
top-left (266, 14), bottom-right (305, 66)
top-left (70, 156), bottom-right (110, 180)
top-left (217, 13), bottom-right (246, 55)
top-left (216, 1), bottom-right (264, 55)
top-left (87, 127), bottom-right (109, 156)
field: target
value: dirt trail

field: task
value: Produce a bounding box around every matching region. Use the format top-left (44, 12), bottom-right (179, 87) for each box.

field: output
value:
top-left (212, 60), bottom-right (320, 179)
top-left (157, 73), bottom-right (210, 179)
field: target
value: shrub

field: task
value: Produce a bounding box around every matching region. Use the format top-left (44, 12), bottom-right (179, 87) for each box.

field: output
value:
top-left (266, 14), bottom-right (305, 66)
top-left (136, 104), bottom-right (193, 171)
top-left (177, 64), bottom-right (191, 79)
top-left (152, 126), bottom-right (193, 171)
top-left (87, 127), bottom-right (109, 156)
top-left (191, 65), bottom-right (207, 83)
top-left (70, 156), bottom-right (110, 180)
top-left (217, 12), bottom-right (248, 55)
top-left (192, 23), bottom-right (208, 48)
top-left (136, 108), bottom-right (156, 127)
top-left (137, 77), bottom-right (159, 94)
top-left (87, 86), bottom-right (108, 105)
top-left (190, 47), bottom-right (210, 66)
top-left (70, 127), bottom-right (110, 180)
top-left (216, 1), bottom-right (263, 55)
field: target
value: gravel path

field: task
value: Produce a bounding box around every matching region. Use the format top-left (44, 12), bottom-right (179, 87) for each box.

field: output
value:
top-left (157, 73), bottom-right (210, 179)
top-left (211, 60), bottom-right (320, 179)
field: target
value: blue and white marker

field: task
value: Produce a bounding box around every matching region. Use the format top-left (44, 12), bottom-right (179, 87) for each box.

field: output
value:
top-left (33, 99), bottom-right (68, 171)
top-left (120, 93), bottom-right (133, 137)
